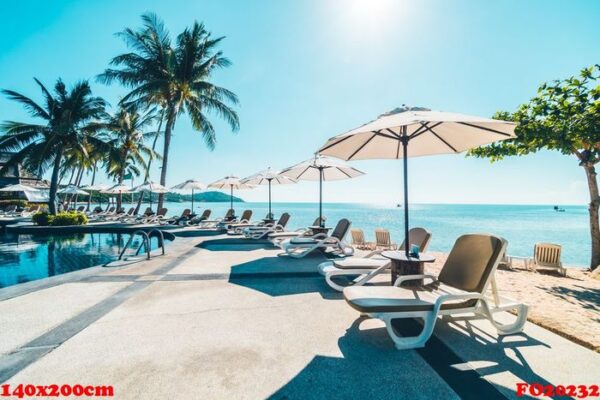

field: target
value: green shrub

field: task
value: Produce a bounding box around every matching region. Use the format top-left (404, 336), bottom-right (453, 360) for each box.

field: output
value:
top-left (32, 211), bottom-right (88, 226)
top-left (49, 212), bottom-right (88, 226)
top-left (32, 212), bottom-right (52, 226)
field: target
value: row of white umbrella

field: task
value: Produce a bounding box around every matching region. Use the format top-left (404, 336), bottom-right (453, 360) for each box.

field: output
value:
top-left (2, 107), bottom-right (516, 250)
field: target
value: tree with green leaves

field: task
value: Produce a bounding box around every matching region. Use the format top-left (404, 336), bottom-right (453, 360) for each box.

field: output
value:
top-left (0, 79), bottom-right (108, 214)
top-left (470, 65), bottom-right (600, 270)
top-left (98, 13), bottom-right (240, 209)
top-left (102, 106), bottom-right (159, 210)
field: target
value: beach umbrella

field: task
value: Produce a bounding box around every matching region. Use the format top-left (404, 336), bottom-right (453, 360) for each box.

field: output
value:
top-left (58, 185), bottom-right (89, 209)
top-left (170, 179), bottom-right (207, 213)
top-left (0, 183), bottom-right (39, 192)
top-left (208, 176), bottom-right (254, 211)
top-left (80, 183), bottom-right (109, 210)
top-left (280, 155), bottom-right (364, 227)
top-left (133, 181), bottom-right (169, 211)
top-left (58, 185), bottom-right (89, 195)
top-left (102, 184), bottom-right (131, 194)
top-left (241, 168), bottom-right (297, 219)
top-left (103, 184), bottom-right (133, 208)
top-left (317, 106), bottom-right (516, 255)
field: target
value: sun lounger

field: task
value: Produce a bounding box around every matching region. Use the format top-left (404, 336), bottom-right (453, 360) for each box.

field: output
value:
top-left (228, 212), bottom-right (270, 234)
top-left (165, 208), bottom-right (192, 225)
top-left (0, 205), bottom-right (17, 215)
top-left (224, 209), bottom-right (253, 230)
top-left (187, 209), bottom-right (212, 225)
top-left (243, 213), bottom-right (291, 239)
top-left (268, 217), bottom-right (327, 246)
top-left (351, 228), bottom-right (375, 250)
top-left (532, 243), bottom-right (566, 276)
top-left (199, 209), bottom-right (235, 228)
top-left (319, 227), bottom-right (431, 291)
top-left (343, 233), bottom-right (529, 350)
top-left (281, 218), bottom-right (353, 258)
top-left (146, 207), bottom-right (168, 224)
top-left (375, 228), bottom-right (397, 250)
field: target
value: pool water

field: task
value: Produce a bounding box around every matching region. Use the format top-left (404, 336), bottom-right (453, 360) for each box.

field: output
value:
top-left (0, 233), bottom-right (150, 289)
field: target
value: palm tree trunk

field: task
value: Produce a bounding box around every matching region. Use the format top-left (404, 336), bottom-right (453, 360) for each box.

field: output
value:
top-left (73, 167), bottom-right (83, 207)
top-left (117, 170), bottom-right (125, 211)
top-left (87, 163), bottom-right (97, 211)
top-left (48, 149), bottom-right (64, 214)
top-left (158, 110), bottom-right (175, 210)
top-left (135, 110), bottom-right (164, 214)
top-left (583, 164), bottom-right (600, 270)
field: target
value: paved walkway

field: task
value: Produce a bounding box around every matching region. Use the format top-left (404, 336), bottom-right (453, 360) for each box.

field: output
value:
top-left (0, 234), bottom-right (598, 399)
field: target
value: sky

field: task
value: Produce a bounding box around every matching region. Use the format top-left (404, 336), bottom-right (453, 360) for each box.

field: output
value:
top-left (0, 0), bottom-right (599, 205)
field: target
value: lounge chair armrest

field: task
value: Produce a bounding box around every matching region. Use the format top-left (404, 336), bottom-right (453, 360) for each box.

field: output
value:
top-left (364, 249), bottom-right (386, 258)
top-left (433, 293), bottom-right (485, 312)
top-left (394, 274), bottom-right (437, 287)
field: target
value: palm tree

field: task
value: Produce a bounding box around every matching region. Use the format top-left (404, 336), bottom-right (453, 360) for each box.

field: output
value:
top-left (98, 13), bottom-right (240, 209)
top-left (0, 79), bottom-right (108, 214)
top-left (102, 106), bottom-right (158, 210)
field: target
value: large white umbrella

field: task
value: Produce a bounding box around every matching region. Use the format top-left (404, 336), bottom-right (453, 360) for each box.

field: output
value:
top-left (80, 183), bottom-right (109, 210)
top-left (171, 179), bottom-right (207, 212)
top-left (280, 155), bottom-right (364, 226)
top-left (81, 183), bottom-right (109, 191)
top-left (318, 106), bottom-right (516, 255)
top-left (58, 185), bottom-right (89, 195)
top-left (241, 168), bottom-right (297, 219)
top-left (58, 185), bottom-right (89, 209)
top-left (0, 183), bottom-right (39, 192)
top-left (133, 181), bottom-right (169, 211)
top-left (133, 181), bottom-right (169, 193)
top-left (208, 176), bottom-right (254, 211)
top-left (102, 184), bottom-right (131, 194)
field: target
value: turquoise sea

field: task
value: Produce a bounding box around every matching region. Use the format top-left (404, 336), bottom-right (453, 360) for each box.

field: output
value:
top-left (159, 201), bottom-right (590, 268)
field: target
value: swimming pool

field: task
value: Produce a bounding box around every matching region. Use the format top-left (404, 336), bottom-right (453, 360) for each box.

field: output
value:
top-left (0, 233), bottom-right (152, 289)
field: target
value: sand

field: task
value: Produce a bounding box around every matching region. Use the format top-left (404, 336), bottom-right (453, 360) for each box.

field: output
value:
top-left (424, 251), bottom-right (600, 352)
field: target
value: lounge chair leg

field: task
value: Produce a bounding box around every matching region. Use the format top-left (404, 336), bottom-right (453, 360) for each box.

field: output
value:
top-left (476, 300), bottom-right (529, 335)
top-left (377, 313), bottom-right (437, 350)
top-left (325, 273), bottom-right (347, 292)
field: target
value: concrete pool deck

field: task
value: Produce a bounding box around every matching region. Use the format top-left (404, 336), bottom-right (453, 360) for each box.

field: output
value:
top-left (0, 233), bottom-right (598, 399)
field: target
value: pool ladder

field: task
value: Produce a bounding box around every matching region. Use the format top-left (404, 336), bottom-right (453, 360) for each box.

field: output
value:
top-left (118, 229), bottom-right (166, 261)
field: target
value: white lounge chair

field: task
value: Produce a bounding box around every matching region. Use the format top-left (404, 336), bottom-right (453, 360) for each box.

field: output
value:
top-left (268, 217), bottom-right (326, 246)
top-left (343, 234), bottom-right (529, 350)
top-left (225, 210), bottom-right (254, 233)
top-left (243, 213), bottom-right (291, 239)
top-left (318, 227), bottom-right (432, 291)
top-left (375, 228), bottom-right (397, 250)
top-left (281, 218), bottom-right (353, 258)
top-left (350, 228), bottom-right (375, 250)
top-left (532, 243), bottom-right (567, 276)
top-left (200, 209), bottom-right (235, 228)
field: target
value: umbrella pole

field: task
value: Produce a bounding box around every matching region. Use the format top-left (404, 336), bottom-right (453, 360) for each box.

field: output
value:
top-left (191, 188), bottom-right (194, 213)
top-left (230, 185), bottom-right (233, 211)
top-left (319, 167), bottom-right (323, 227)
top-left (268, 179), bottom-right (272, 219)
top-left (402, 133), bottom-right (410, 256)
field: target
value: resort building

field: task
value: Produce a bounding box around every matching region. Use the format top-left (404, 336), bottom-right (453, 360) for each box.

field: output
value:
top-left (0, 151), bottom-right (48, 202)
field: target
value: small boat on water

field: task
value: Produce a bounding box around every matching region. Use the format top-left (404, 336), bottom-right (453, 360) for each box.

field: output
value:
top-left (553, 205), bottom-right (565, 212)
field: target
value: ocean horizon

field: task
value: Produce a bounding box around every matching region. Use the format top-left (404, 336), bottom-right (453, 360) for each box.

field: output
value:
top-left (140, 201), bottom-right (591, 268)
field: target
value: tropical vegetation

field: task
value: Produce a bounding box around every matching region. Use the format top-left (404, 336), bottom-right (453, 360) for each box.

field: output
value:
top-left (32, 211), bottom-right (88, 226)
top-left (0, 79), bottom-right (108, 214)
top-left (98, 13), bottom-right (239, 209)
top-left (470, 65), bottom-right (600, 270)
top-left (0, 12), bottom-right (239, 217)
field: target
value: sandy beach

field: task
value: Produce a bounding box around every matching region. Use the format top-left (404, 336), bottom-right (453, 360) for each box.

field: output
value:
top-left (421, 252), bottom-right (600, 352)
